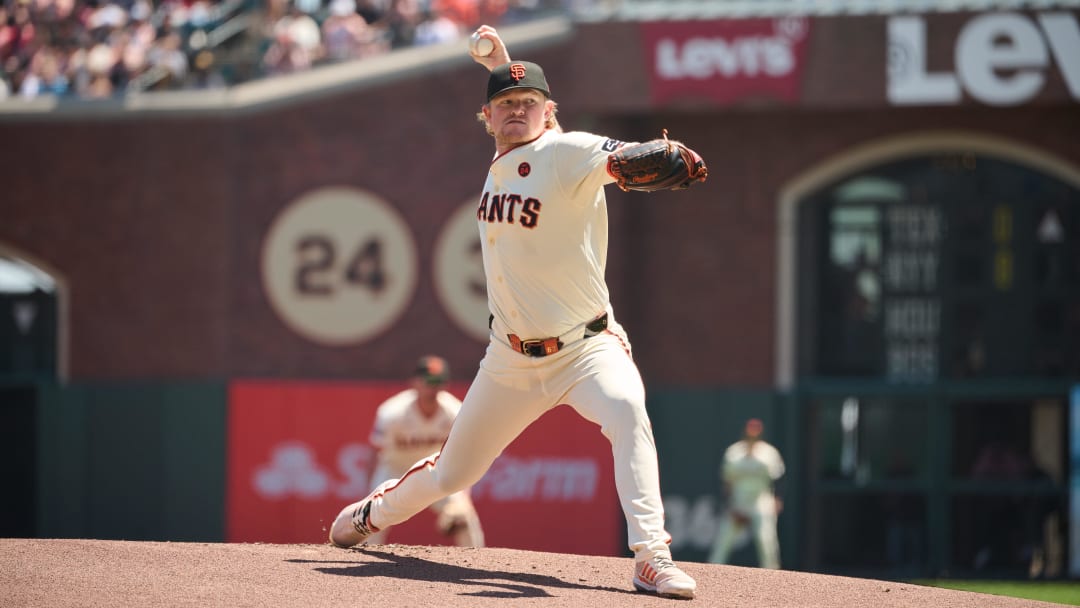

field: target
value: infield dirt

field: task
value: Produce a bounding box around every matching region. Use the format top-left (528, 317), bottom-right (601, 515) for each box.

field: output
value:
top-left (0, 539), bottom-right (1068, 607)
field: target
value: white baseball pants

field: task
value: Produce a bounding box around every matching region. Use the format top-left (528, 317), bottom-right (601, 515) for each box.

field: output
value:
top-left (365, 321), bottom-right (673, 558)
top-left (708, 504), bottom-right (781, 569)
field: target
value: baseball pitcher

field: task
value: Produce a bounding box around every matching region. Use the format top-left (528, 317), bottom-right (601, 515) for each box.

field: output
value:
top-left (329, 25), bottom-right (707, 600)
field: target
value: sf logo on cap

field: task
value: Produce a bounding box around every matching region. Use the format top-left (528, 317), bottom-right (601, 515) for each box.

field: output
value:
top-left (510, 63), bottom-right (527, 81)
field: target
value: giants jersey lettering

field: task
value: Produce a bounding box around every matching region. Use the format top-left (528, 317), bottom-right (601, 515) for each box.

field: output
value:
top-left (479, 130), bottom-right (623, 338)
top-left (369, 389), bottom-right (461, 472)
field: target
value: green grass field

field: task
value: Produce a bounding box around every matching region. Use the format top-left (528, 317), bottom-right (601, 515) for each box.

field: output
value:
top-left (912, 580), bottom-right (1080, 605)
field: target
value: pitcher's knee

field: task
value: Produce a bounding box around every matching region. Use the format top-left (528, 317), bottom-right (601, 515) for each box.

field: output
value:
top-left (600, 403), bottom-right (654, 442)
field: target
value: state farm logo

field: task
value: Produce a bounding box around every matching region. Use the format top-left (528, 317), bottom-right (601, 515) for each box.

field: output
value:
top-left (654, 18), bottom-right (808, 80)
top-left (253, 441), bottom-right (374, 500)
top-left (471, 456), bottom-right (599, 501)
top-left (249, 441), bottom-right (598, 503)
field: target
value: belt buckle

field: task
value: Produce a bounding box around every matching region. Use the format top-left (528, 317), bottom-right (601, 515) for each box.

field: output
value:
top-left (521, 338), bottom-right (560, 357)
top-left (521, 339), bottom-right (546, 357)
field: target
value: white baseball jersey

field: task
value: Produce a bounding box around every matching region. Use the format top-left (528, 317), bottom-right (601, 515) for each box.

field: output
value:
top-left (722, 439), bottom-right (785, 514)
top-left (478, 129), bottom-right (622, 338)
top-left (369, 388), bottom-right (461, 475)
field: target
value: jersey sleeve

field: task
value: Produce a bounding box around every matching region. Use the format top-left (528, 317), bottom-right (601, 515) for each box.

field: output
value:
top-left (369, 406), bottom-right (389, 449)
top-left (720, 443), bottom-right (738, 481)
top-left (553, 131), bottom-right (629, 198)
top-left (765, 444), bottom-right (786, 480)
top-left (437, 391), bottom-right (463, 418)
top-left (369, 391), bottom-right (409, 449)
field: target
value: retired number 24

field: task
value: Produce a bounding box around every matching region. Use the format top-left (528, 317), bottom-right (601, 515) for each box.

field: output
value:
top-left (294, 235), bottom-right (387, 296)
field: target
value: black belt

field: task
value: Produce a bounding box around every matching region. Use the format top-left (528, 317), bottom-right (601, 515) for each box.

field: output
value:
top-left (502, 313), bottom-right (609, 358)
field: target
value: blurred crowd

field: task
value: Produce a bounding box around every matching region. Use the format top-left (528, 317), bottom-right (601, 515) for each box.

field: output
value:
top-left (0, 0), bottom-right (581, 100)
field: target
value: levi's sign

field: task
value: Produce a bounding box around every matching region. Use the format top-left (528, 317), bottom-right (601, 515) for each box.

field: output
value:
top-left (888, 12), bottom-right (1080, 106)
top-left (641, 18), bottom-right (811, 106)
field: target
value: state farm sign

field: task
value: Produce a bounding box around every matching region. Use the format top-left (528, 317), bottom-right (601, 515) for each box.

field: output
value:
top-left (226, 381), bottom-right (621, 555)
top-left (888, 12), bottom-right (1080, 106)
top-left (642, 18), bottom-right (810, 106)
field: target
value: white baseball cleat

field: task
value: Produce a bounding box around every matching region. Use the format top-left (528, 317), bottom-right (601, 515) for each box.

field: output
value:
top-left (632, 554), bottom-right (697, 600)
top-left (328, 496), bottom-right (379, 548)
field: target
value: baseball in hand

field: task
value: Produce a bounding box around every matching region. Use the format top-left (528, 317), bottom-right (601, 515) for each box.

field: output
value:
top-left (470, 33), bottom-right (495, 57)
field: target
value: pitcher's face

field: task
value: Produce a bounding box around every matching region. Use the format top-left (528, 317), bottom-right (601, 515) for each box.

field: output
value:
top-left (484, 89), bottom-right (552, 147)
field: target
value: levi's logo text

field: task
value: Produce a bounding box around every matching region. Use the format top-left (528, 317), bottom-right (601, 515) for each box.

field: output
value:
top-left (510, 63), bottom-right (527, 81)
top-left (602, 139), bottom-right (624, 152)
top-left (477, 192), bottom-right (541, 228)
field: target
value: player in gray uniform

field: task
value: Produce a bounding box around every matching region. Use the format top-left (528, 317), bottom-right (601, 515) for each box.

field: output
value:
top-left (329, 26), bottom-right (707, 599)
top-left (708, 418), bottom-right (786, 569)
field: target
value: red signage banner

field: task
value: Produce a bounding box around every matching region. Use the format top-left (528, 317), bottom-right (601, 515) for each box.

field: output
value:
top-left (641, 18), bottom-right (811, 107)
top-left (226, 380), bottom-right (622, 556)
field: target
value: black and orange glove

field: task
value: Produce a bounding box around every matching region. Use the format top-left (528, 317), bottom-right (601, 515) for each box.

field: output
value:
top-left (607, 129), bottom-right (708, 192)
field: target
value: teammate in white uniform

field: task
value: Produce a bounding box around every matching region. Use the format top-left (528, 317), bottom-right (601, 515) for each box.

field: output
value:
top-left (330, 26), bottom-right (706, 599)
top-left (708, 418), bottom-right (786, 569)
top-left (365, 355), bottom-right (485, 547)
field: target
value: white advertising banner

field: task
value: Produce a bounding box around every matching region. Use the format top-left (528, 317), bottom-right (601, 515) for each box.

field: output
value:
top-left (888, 12), bottom-right (1080, 106)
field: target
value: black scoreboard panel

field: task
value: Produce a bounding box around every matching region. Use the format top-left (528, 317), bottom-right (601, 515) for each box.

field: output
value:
top-left (800, 153), bottom-right (1080, 381)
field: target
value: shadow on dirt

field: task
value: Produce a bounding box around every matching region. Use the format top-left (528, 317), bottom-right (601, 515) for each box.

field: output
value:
top-left (292, 547), bottom-right (640, 599)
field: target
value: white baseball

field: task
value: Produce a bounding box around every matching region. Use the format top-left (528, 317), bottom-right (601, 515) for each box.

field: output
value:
top-left (470, 33), bottom-right (495, 57)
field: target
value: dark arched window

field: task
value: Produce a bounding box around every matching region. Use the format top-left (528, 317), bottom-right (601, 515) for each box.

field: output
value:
top-left (797, 153), bottom-right (1080, 382)
top-left (0, 255), bottom-right (58, 379)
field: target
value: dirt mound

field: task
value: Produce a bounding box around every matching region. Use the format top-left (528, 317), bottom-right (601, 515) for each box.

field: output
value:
top-left (0, 539), bottom-right (1063, 607)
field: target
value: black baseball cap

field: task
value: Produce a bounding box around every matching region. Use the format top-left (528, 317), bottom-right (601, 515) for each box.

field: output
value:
top-left (486, 61), bottom-right (550, 101)
top-left (414, 355), bottom-right (449, 386)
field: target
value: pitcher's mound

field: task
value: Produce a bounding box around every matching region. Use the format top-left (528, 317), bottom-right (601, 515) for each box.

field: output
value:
top-left (0, 539), bottom-right (1063, 607)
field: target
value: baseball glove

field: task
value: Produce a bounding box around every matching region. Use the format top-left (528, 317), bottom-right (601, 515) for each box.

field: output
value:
top-left (434, 492), bottom-right (477, 537)
top-left (730, 510), bottom-right (752, 527)
top-left (607, 129), bottom-right (708, 192)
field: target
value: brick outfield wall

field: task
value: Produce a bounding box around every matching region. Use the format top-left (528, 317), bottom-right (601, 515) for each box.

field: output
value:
top-left (2, 17), bottom-right (1078, 386)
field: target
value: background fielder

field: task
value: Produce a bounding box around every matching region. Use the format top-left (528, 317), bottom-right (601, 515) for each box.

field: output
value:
top-left (708, 418), bottom-right (786, 569)
top-left (364, 355), bottom-right (485, 547)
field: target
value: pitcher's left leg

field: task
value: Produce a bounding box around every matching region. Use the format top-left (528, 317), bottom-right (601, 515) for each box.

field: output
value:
top-left (561, 336), bottom-right (696, 599)
top-left (563, 337), bottom-right (668, 555)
